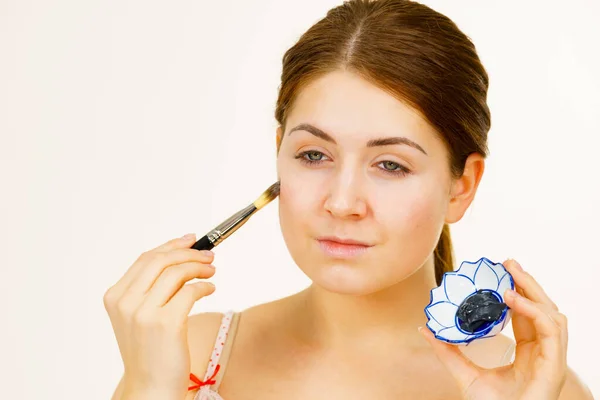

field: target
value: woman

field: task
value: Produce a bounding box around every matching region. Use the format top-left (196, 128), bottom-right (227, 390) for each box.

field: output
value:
top-left (104, 0), bottom-right (593, 399)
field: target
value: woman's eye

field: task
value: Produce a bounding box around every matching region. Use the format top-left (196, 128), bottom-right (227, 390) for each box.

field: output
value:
top-left (306, 151), bottom-right (324, 161)
top-left (295, 150), bottom-right (329, 164)
top-left (381, 161), bottom-right (400, 171)
top-left (377, 160), bottom-right (411, 177)
top-left (294, 150), bottom-right (411, 177)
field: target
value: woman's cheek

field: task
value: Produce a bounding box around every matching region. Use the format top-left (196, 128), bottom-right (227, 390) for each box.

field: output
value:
top-left (378, 187), bottom-right (444, 245)
top-left (278, 176), bottom-right (313, 248)
top-left (279, 175), bottom-right (310, 218)
top-left (405, 192), bottom-right (448, 258)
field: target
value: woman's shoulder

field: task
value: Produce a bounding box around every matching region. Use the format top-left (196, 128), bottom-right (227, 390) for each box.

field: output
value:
top-left (186, 298), bottom-right (294, 370)
top-left (187, 311), bottom-right (232, 377)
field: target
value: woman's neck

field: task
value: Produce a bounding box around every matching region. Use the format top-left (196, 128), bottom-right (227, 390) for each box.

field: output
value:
top-left (293, 254), bottom-right (438, 353)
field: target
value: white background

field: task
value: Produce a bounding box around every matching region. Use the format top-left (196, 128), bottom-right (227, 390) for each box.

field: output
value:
top-left (1, 0), bottom-right (599, 398)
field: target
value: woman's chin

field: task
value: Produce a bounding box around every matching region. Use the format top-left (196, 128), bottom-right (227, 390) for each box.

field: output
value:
top-left (305, 264), bottom-right (384, 296)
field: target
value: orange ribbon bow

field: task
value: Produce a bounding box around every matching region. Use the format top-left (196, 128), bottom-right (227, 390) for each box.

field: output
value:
top-left (188, 364), bottom-right (221, 391)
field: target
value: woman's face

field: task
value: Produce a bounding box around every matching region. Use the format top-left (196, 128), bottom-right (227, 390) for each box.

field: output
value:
top-left (276, 70), bottom-right (458, 295)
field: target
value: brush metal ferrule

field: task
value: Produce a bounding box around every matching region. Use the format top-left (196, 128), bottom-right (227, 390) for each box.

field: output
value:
top-left (204, 203), bottom-right (258, 247)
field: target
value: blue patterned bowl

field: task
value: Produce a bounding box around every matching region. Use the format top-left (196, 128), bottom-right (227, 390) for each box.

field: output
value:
top-left (424, 257), bottom-right (515, 345)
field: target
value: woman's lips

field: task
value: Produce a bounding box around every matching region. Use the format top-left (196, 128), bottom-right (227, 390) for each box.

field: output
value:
top-left (316, 239), bottom-right (372, 259)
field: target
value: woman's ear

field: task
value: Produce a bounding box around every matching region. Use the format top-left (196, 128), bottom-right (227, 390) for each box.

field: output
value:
top-left (445, 153), bottom-right (485, 224)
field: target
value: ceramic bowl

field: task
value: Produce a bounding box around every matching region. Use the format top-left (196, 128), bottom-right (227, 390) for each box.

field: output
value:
top-left (424, 257), bottom-right (515, 345)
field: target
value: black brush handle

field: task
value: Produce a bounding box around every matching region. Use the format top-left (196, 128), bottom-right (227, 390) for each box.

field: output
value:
top-left (191, 235), bottom-right (215, 251)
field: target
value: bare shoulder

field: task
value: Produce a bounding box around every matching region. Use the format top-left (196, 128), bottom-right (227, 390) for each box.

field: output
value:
top-left (558, 367), bottom-right (595, 400)
top-left (459, 333), bottom-right (515, 368)
top-left (187, 312), bottom-right (228, 375)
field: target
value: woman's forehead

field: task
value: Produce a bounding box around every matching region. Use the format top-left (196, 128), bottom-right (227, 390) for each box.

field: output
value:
top-left (286, 72), bottom-right (437, 153)
top-left (285, 71), bottom-right (438, 145)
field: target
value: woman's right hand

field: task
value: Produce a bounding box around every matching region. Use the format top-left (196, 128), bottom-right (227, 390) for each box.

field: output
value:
top-left (103, 233), bottom-right (217, 399)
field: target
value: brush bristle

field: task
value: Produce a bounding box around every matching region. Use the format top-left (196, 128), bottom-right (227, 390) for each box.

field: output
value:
top-left (253, 181), bottom-right (280, 209)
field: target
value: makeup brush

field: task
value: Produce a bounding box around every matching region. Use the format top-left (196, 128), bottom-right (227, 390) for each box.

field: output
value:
top-left (191, 181), bottom-right (280, 251)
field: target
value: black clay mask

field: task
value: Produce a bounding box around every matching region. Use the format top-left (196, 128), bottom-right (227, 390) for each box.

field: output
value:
top-left (456, 289), bottom-right (508, 333)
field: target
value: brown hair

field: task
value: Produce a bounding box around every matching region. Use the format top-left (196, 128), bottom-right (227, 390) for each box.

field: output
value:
top-left (274, 0), bottom-right (491, 285)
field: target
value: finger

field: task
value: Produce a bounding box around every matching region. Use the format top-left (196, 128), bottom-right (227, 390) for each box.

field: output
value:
top-left (505, 288), bottom-right (564, 339)
top-left (106, 234), bottom-right (199, 300)
top-left (503, 259), bottom-right (558, 311)
top-left (151, 233), bottom-right (198, 252)
top-left (509, 284), bottom-right (537, 344)
top-left (504, 290), bottom-right (566, 371)
top-left (123, 248), bottom-right (214, 298)
top-left (143, 261), bottom-right (216, 307)
top-left (166, 281), bottom-right (216, 318)
top-left (418, 327), bottom-right (481, 392)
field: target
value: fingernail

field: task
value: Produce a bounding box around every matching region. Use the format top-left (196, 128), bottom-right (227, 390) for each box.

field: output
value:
top-left (181, 233), bottom-right (196, 240)
top-left (505, 289), bottom-right (517, 298)
top-left (506, 258), bottom-right (523, 271)
top-left (201, 250), bottom-right (214, 258)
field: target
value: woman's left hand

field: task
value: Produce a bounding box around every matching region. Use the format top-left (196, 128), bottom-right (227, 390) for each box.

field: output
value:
top-left (419, 259), bottom-right (569, 400)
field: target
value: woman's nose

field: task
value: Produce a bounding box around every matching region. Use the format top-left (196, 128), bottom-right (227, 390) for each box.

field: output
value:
top-left (323, 173), bottom-right (367, 219)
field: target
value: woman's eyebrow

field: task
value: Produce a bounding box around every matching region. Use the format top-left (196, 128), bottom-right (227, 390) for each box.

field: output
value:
top-left (288, 123), bottom-right (428, 156)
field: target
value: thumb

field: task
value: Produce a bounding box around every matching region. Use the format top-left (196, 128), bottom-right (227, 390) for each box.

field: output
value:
top-left (418, 326), bottom-right (481, 392)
